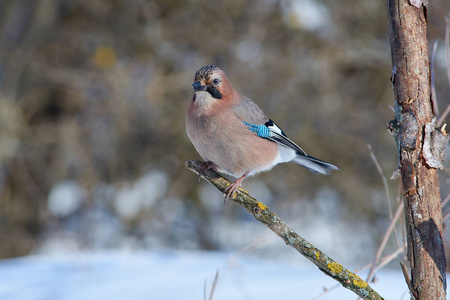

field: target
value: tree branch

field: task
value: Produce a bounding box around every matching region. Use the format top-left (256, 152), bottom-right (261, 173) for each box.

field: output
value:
top-left (186, 159), bottom-right (384, 300)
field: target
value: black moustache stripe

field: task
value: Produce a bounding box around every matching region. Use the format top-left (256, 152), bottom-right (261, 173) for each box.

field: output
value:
top-left (206, 86), bottom-right (223, 99)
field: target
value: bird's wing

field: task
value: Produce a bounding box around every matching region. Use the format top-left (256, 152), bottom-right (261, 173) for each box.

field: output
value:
top-left (232, 96), bottom-right (307, 156)
top-left (232, 96), bottom-right (269, 125)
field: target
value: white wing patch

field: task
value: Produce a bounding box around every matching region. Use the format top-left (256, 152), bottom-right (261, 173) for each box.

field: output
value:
top-left (266, 120), bottom-right (283, 135)
top-left (265, 119), bottom-right (307, 156)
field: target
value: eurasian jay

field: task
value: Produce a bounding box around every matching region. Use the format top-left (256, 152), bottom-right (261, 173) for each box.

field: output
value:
top-left (186, 65), bottom-right (338, 198)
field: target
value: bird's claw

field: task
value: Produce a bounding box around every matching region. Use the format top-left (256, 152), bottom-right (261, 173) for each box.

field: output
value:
top-left (223, 171), bottom-right (248, 201)
top-left (198, 161), bottom-right (217, 182)
top-left (224, 182), bottom-right (240, 200)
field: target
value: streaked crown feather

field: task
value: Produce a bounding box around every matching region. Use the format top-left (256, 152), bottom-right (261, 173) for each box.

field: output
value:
top-left (194, 65), bottom-right (219, 82)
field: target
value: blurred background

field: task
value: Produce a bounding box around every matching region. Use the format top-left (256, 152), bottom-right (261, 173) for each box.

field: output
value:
top-left (0, 0), bottom-right (449, 271)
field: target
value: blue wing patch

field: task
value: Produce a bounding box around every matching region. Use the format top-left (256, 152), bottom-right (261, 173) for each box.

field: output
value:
top-left (243, 119), bottom-right (307, 155)
top-left (243, 121), bottom-right (271, 138)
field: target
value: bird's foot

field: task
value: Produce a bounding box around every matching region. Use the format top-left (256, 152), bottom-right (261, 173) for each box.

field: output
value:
top-left (224, 172), bottom-right (249, 200)
top-left (198, 161), bottom-right (218, 182)
top-left (224, 182), bottom-right (241, 200)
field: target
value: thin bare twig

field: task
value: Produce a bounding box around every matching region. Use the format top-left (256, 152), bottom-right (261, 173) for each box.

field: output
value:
top-left (207, 271), bottom-right (219, 300)
top-left (430, 40), bottom-right (439, 116)
top-left (186, 160), bottom-right (384, 300)
top-left (445, 13), bottom-right (450, 87)
top-left (442, 192), bottom-right (450, 222)
top-left (372, 245), bottom-right (405, 274)
top-left (442, 192), bottom-right (450, 209)
top-left (367, 144), bottom-right (403, 282)
top-left (367, 144), bottom-right (401, 253)
top-left (439, 13), bottom-right (450, 126)
top-left (397, 182), bottom-right (407, 256)
top-left (400, 262), bottom-right (418, 299)
top-left (365, 202), bottom-right (404, 284)
top-left (367, 144), bottom-right (393, 219)
top-left (437, 104), bottom-right (450, 127)
top-left (443, 210), bottom-right (450, 222)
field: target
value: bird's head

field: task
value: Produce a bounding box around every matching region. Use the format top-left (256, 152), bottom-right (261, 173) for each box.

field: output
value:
top-left (192, 65), bottom-right (234, 102)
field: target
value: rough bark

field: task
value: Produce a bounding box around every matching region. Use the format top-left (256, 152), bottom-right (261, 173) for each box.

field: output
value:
top-left (186, 160), bottom-right (384, 300)
top-left (387, 0), bottom-right (447, 299)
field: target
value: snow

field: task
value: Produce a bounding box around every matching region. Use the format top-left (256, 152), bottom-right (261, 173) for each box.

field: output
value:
top-left (48, 181), bottom-right (85, 217)
top-left (0, 250), bottom-right (436, 300)
top-left (281, 0), bottom-right (331, 32)
top-left (113, 170), bottom-right (168, 220)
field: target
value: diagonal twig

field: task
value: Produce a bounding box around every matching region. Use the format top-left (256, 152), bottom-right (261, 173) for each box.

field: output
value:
top-left (431, 40), bottom-right (439, 116)
top-left (367, 144), bottom-right (394, 220)
top-left (208, 271), bottom-right (220, 300)
top-left (442, 192), bottom-right (450, 210)
top-left (445, 13), bottom-right (450, 87)
top-left (400, 262), bottom-right (418, 299)
top-left (437, 104), bottom-right (450, 128)
top-left (186, 159), bottom-right (385, 300)
top-left (440, 13), bottom-right (450, 127)
top-left (365, 202), bottom-right (404, 286)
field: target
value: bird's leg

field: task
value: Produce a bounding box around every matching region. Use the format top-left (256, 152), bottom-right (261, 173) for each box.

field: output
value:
top-left (198, 161), bottom-right (218, 182)
top-left (224, 171), bottom-right (249, 199)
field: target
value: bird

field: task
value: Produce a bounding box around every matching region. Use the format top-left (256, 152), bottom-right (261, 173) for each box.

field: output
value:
top-left (186, 65), bottom-right (338, 199)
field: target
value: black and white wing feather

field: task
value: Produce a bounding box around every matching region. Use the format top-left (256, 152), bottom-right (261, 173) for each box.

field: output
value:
top-left (264, 119), bottom-right (306, 156)
top-left (265, 119), bottom-right (339, 175)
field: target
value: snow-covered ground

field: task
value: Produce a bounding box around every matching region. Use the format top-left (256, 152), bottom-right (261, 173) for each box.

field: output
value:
top-left (0, 250), bottom-right (433, 300)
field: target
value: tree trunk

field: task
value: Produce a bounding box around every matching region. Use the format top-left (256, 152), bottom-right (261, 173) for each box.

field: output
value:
top-left (387, 1), bottom-right (447, 299)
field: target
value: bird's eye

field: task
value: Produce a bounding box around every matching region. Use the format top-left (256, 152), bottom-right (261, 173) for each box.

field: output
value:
top-left (212, 78), bottom-right (220, 86)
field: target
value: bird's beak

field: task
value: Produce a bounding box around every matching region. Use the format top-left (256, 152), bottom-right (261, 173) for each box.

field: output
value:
top-left (192, 81), bottom-right (206, 91)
